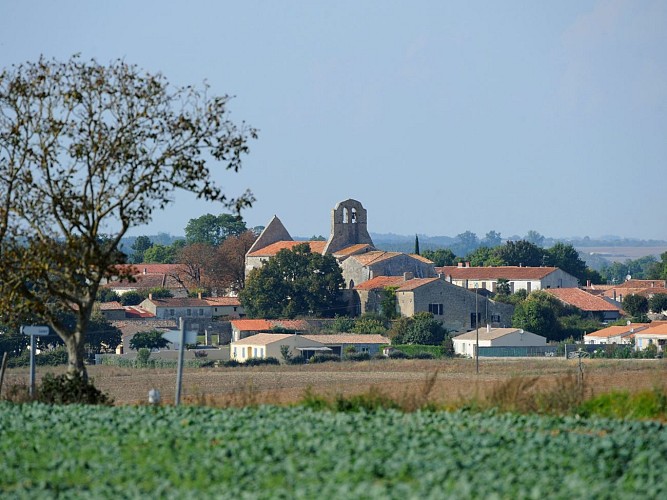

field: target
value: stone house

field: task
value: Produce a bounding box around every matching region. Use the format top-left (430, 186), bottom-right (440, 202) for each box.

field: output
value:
top-left (354, 274), bottom-right (514, 333)
top-left (204, 296), bottom-right (245, 319)
top-left (138, 296), bottom-right (213, 321)
top-left (436, 264), bottom-right (579, 293)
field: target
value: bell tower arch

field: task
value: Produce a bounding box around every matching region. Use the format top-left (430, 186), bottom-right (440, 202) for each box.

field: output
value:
top-left (323, 199), bottom-right (374, 255)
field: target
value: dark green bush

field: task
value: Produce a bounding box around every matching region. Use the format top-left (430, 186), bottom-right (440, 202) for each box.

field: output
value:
top-left (37, 373), bottom-right (112, 405)
top-left (413, 351), bottom-right (435, 359)
top-left (223, 359), bottom-right (240, 368)
top-left (345, 352), bottom-right (371, 362)
top-left (244, 357), bottom-right (280, 367)
top-left (7, 346), bottom-right (68, 368)
top-left (388, 350), bottom-right (411, 359)
top-left (308, 353), bottom-right (341, 364)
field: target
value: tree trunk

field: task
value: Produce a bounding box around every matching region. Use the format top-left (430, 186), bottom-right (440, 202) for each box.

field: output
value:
top-left (64, 332), bottom-right (88, 381)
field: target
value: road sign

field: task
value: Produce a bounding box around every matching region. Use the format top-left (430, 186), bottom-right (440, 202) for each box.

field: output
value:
top-left (22, 326), bottom-right (50, 336)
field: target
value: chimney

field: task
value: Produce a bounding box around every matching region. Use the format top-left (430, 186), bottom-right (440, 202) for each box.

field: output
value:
top-left (143, 267), bottom-right (147, 275)
top-left (403, 272), bottom-right (414, 281)
top-left (486, 324), bottom-right (491, 333)
top-left (613, 290), bottom-right (617, 301)
top-left (466, 262), bottom-right (471, 268)
top-left (148, 293), bottom-right (153, 300)
top-left (198, 292), bottom-right (202, 299)
top-left (458, 262), bottom-right (464, 268)
top-left (587, 280), bottom-right (591, 287)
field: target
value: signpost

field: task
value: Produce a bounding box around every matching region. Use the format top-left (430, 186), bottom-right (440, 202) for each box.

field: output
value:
top-left (22, 325), bottom-right (50, 398)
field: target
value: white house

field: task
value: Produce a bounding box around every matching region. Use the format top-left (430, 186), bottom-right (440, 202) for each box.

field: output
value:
top-left (583, 323), bottom-right (649, 345)
top-left (436, 265), bottom-right (578, 293)
top-left (634, 323), bottom-right (667, 353)
top-left (301, 334), bottom-right (390, 356)
top-left (452, 327), bottom-right (546, 357)
top-left (230, 333), bottom-right (328, 362)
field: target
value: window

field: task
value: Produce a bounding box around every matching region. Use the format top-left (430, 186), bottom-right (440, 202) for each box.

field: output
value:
top-left (199, 309), bottom-right (204, 316)
top-left (169, 309), bottom-right (175, 317)
top-left (428, 303), bottom-right (443, 315)
top-left (470, 312), bottom-right (481, 328)
top-left (187, 309), bottom-right (191, 316)
top-left (491, 314), bottom-right (501, 323)
top-left (360, 346), bottom-right (370, 353)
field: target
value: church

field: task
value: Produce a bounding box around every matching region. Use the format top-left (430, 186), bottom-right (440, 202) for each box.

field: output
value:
top-left (245, 199), bottom-right (436, 289)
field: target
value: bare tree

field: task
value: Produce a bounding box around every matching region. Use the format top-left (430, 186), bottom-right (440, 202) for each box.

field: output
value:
top-left (0, 55), bottom-right (256, 378)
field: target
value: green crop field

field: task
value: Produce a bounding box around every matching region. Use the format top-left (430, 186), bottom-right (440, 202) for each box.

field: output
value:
top-left (1, 402), bottom-right (666, 498)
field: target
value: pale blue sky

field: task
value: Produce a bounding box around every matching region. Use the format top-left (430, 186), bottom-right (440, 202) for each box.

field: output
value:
top-left (2, 1), bottom-right (665, 240)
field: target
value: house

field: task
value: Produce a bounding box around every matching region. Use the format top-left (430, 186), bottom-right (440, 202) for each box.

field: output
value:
top-left (634, 323), bottom-right (667, 353)
top-left (245, 199), bottom-right (437, 289)
top-left (204, 296), bottom-right (245, 319)
top-left (544, 288), bottom-right (624, 322)
top-left (436, 264), bottom-right (579, 293)
top-left (354, 274), bottom-right (514, 333)
top-left (97, 301), bottom-right (126, 321)
top-left (583, 323), bottom-right (649, 345)
top-left (230, 333), bottom-right (327, 362)
top-left (452, 327), bottom-right (546, 357)
top-left (230, 319), bottom-right (310, 342)
top-left (138, 296), bottom-right (213, 321)
top-left (301, 334), bottom-right (390, 356)
top-left (599, 279), bottom-right (667, 306)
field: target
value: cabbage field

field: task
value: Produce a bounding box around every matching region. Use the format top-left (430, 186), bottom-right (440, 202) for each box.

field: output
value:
top-left (1, 402), bottom-right (666, 498)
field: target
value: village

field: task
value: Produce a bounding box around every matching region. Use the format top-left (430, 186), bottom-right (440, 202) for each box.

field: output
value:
top-left (90, 199), bottom-right (667, 366)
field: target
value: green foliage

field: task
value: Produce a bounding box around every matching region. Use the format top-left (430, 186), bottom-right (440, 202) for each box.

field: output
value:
top-left (244, 357), bottom-right (280, 367)
top-left (7, 346), bottom-right (69, 368)
top-left (648, 293), bottom-right (667, 314)
top-left (85, 313), bottom-right (122, 354)
top-left (380, 286), bottom-right (399, 320)
top-left (279, 345), bottom-right (292, 364)
top-left (185, 213), bottom-right (247, 246)
top-left (421, 248), bottom-right (456, 266)
top-left (390, 344), bottom-right (452, 358)
top-left (147, 287), bottom-right (174, 299)
top-left (351, 313), bottom-right (388, 334)
top-left (129, 330), bottom-right (170, 350)
top-left (1, 404), bottom-right (666, 497)
top-left (120, 291), bottom-right (145, 306)
top-left (130, 236), bottom-right (154, 264)
top-left (512, 292), bottom-right (562, 341)
top-left (465, 246), bottom-right (504, 267)
top-left (326, 315), bottom-right (356, 333)
top-left (308, 353), bottom-right (341, 364)
top-left (622, 294), bottom-right (649, 318)
top-left (240, 243), bottom-right (344, 319)
top-left (344, 352), bottom-right (371, 362)
top-left (96, 288), bottom-right (121, 303)
top-left (414, 234), bottom-right (420, 255)
top-left (392, 312), bottom-right (446, 345)
top-left (37, 373), bottom-right (112, 405)
top-left (143, 243), bottom-right (179, 264)
top-left (495, 278), bottom-right (512, 296)
top-left (578, 388), bottom-right (667, 420)
top-left (494, 240), bottom-right (545, 267)
top-left (136, 348), bottom-right (151, 365)
top-left (544, 242), bottom-right (587, 282)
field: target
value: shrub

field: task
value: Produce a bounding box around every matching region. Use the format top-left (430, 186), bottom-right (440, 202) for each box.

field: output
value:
top-left (193, 350), bottom-right (208, 358)
top-left (7, 346), bottom-right (69, 368)
top-left (244, 357), bottom-right (280, 367)
top-left (308, 353), bottom-right (341, 364)
top-left (345, 352), bottom-right (371, 362)
top-left (37, 373), bottom-right (112, 405)
top-left (223, 359), bottom-right (241, 368)
top-left (413, 352), bottom-right (435, 359)
top-left (136, 348), bottom-right (151, 365)
top-left (388, 350), bottom-right (411, 359)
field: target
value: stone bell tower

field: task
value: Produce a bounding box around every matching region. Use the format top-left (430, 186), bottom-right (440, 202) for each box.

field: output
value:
top-left (323, 199), bottom-right (374, 255)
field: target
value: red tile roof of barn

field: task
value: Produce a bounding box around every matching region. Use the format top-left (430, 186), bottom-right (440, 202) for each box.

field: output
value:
top-left (585, 323), bottom-right (649, 338)
top-left (247, 240), bottom-right (327, 257)
top-left (544, 288), bottom-right (622, 312)
top-left (99, 301), bottom-right (123, 310)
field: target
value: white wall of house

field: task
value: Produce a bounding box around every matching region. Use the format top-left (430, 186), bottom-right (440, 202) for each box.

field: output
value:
top-left (634, 334), bottom-right (667, 352)
top-left (230, 334), bottom-right (324, 362)
top-left (452, 330), bottom-right (546, 357)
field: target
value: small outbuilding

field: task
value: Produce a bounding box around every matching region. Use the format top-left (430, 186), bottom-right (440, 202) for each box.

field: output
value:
top-left (452, 326), bottom-right (546, 358)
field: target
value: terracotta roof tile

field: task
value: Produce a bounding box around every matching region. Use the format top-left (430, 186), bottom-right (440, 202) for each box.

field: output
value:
top-left (123, 306), bottom-right (156, 319)
top-left (99, 301), bottom-right (123, 310)
top-left (350, 251), bottom-right (403, 266)
top-left (204, 297), bottom-right (241, 307)
top-left (454, 328), bottom-right (534, 341)
top-left (437, 266), bottom-right (562, 280)
top-left (639, 323), bottom-right (667, 335)
top-left (410, 254), bottom-right (434, 264)
top-left (332, 244), bottom-right (374, 257)
top-left (230, 319), bottom-right (310, 332)
top-left (147, 297), bottom-right (210, 307)
top-left (232, 333), bottom-right (319, 346)
top-left (354, 276), bottom-right (405, 291)
top-left (545, 288), bottom-right (622, 312)
top-left (616, 279), bottom-right (667, 289)
top-left (247, 240), bottom-right (326, 257)
top-left (396, 277), bottom-right (440, 291)
top-left (584, 324), bottom-right (649, 338)
top-left (302, 334), bottom-right (390, 344)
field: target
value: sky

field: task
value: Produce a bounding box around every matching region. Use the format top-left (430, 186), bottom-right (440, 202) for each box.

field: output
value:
top-left (2, 1), bottom-right (666, 240)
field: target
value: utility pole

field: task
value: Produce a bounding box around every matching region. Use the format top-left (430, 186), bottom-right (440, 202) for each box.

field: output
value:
top-left (175, 317), bottom-right (186, 406)
top-left (475, 284), bottom-right (479, 375)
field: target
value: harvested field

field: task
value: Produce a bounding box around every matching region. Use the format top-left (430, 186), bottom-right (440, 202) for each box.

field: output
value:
top-left (3, 358), bottom-right (666, 406)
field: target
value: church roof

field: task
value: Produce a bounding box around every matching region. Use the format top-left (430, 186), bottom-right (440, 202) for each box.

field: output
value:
top-left (246, 240), bottom-right (327, 257)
